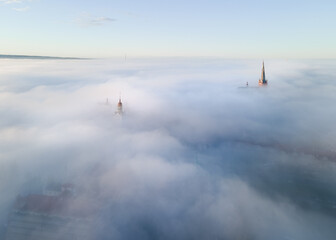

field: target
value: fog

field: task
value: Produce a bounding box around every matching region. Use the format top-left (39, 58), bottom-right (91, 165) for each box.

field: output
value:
top-left (0, 58), bottom-right (336, 239)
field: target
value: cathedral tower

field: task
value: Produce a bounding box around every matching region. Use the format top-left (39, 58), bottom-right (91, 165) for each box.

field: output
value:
top-left (116, 97), bottom-right (123, 115)
top-left (258, 61), bottom-right (268, 85)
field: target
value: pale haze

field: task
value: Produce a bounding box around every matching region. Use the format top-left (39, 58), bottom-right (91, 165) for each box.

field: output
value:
top-left (1, 0), bottom-right (336, 239)
top-left (0, 58), bottom-right (336, 239)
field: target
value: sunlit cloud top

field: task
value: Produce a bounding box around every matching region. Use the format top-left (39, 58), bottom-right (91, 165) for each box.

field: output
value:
top-left (0, 58), bottom-right (336, 239)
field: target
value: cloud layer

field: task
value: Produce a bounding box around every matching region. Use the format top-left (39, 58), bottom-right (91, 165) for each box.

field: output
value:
top-left (0, 58), bottom-right (336, 239)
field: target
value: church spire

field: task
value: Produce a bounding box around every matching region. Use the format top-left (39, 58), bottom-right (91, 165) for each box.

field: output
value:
top-left (116, 95), bottom-right (123, 115)
top-left (259, 61), bottom-right (268, 85)
top-left (261, 61), bottom-right (265, 81)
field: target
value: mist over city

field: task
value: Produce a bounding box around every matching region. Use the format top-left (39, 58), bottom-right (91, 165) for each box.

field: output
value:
top-left (0, 58), bottom-right (336, 239)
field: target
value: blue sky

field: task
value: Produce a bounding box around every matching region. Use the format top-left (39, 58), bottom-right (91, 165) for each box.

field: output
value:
top-left (0, 0), bottom-right (335, 58)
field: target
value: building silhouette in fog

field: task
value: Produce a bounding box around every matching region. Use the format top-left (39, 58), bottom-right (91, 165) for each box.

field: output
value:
top-left (258, 61), bottom-right (268, 85)
top-left (115, 97), bottom-right (123, 115)
top-left (5, 183), bottom-right (92, 240)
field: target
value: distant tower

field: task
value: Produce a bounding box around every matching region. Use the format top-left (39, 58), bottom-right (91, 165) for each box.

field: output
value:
top-left (116, 96), bottom-right (123, 115)
top-left (258, 61), bottom-right (268, 85)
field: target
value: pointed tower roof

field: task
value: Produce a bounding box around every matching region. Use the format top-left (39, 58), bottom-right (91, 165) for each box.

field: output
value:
top-left (259, 61), bottom-right (268, 85)
top-left (116, 95), bottom-right (123, 115)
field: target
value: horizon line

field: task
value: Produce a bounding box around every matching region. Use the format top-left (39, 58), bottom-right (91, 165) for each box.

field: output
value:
top-left (1, 54), bottom-right (336, 61)
top-left (0, 54), bottom-right (90, 60)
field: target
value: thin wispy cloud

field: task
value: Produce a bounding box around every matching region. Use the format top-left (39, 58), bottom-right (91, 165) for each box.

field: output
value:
top-left (75, 13), bottom-right (116, 27)
top-left (12, 6), bottom-right (29, 11)
top-left (0, 0), bottom-right (32, 12)
top-left (0, 0), bottom-right (27, 4)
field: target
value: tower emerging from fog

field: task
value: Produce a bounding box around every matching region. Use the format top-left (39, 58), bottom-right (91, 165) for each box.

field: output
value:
top-left (116, 97), bottom-right (123, 115)
top-left (258, 61), bottom-right (268, 85)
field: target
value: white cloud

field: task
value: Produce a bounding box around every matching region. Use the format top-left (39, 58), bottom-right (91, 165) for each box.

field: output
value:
top-left (0, 58), bottom-right (336, 239)
top-left (0, 0), bottom-right (32, 12)
top-left (0, 0), bottom-right (24, 4)
top-left (12, 6), bottom-right (29, 11)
